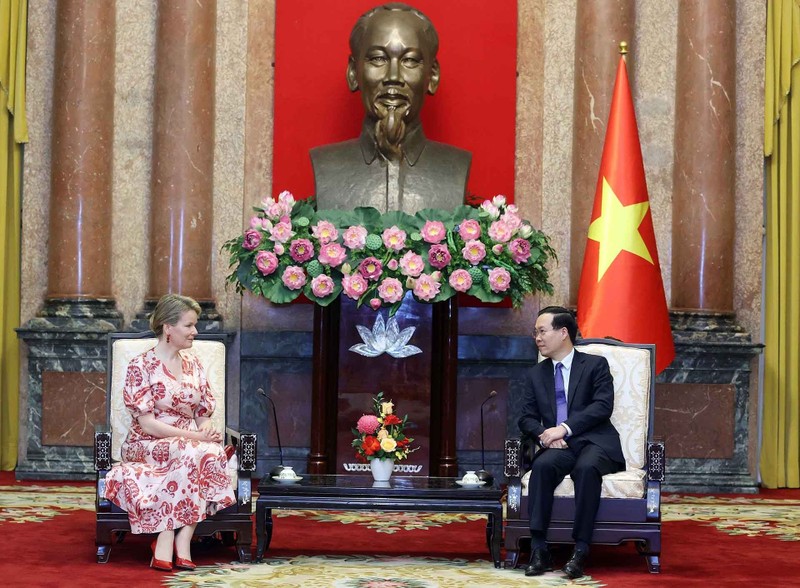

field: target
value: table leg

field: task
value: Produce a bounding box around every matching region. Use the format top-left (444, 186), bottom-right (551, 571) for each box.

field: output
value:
top-left (255, 503), bottom-right (273, 561)
top-left (487, 510), bottom-right (502, 568)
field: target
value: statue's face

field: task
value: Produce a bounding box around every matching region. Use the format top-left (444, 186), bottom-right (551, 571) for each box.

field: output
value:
top-left (349, 10), bottom-right (439, 127)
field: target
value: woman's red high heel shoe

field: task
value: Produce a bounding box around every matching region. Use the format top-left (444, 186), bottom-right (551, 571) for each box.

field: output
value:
top-left (173, 544), bottom-right (197, 571)
top-left (150, 539), bottom-right (173, 572)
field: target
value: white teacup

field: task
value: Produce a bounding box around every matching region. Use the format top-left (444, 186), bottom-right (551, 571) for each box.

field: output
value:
top-left (461, 470), bottom-right (480, 484)
top-left (278, 466), bottom-right (297, 480)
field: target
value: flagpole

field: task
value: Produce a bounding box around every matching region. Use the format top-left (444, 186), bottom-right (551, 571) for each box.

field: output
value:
top-left (619, 41), bottom-right (628, 58)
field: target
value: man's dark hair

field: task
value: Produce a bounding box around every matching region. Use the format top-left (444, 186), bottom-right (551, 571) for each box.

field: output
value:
top-left (538, 306), bottom-right (577, 344)
top-left (350, 3), bottom-right (439, 57)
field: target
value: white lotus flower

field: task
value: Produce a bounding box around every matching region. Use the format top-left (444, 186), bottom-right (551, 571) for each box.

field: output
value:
top-left (349, 314), bottom-right (422, 358)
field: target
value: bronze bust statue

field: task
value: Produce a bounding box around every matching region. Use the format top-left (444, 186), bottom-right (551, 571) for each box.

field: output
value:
top-left (311, 3), bottom-right (471, 214)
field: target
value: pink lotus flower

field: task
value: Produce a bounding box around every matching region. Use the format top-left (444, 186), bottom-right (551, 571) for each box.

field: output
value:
top-left (255, 251), bottom-right (278, 276)
top-left (488, 267), bottom-right (511, 292)
top-left (249, 216), bottom-right (261, 229)
top-left (492, 244), bottom-right (504, 255)
top-left (462, 240), bottom-right (487, 265)
top-left (458, 219), bottom-right (482, 241)
top-left (318, 242), bottom-right (347, 267)
top-left (277, 190), bottom-right (295, 206)
top-left (428, 244), bottom-right (452, 269)
top-left (312, 220), bottom-right (338, 244)
top-left (261, 218), bottom-right (273, 231)
top-left (413, 273), bottom-right (441, 301)
top-left (492, 194), bottom-right (507, 207)
top-left (266, 201), bottom-right (284, 219)
top-left (359, 257), bottom-right (383, 281)
top-left (270, 221), bottom-right (294, 243)
top-left (518, 224), bottom-right (534, 238)
top-left (488, 219), bottom-right (514, 243)
top-left (356, 414), bottom-right (381, 434)
top-left (342, 273), bottom-right (368, 300)
top-left (369, 298), bottom-right (382, 310)
top-left (421, 220), bottom-right (447, 244)
top-left (377, 277), bottom-right (404, 303)
top-left (343, 225), bottom-right (368, 250)
top-left (399, 251), bottom-right (424, 277)
top-left (289, 238), bottom-right (314, 263)
top-left (242, 229), bottom-right (262, 251)
top-left (382, 226), bottom-right (407, 251)
top-left (509, 238), bottom-right (531, 263)
top-left (501, 210), bottom-right (522, 232)
top-left (448, 269), bottom-right (473, 292)
top-left (311, 274), bottom-right (335, 298)
top-left (387, 259), bottom-right (399, 271)
top-left (274, 242), bottom-right (285, 256)
top-left (281, 266), bottom-right (307, 290)
top-left (480, 201), bottom-right (500, 219)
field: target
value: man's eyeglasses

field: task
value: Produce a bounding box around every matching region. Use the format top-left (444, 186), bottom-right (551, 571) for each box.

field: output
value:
top-left (534, 327), bottom-right (559, 337)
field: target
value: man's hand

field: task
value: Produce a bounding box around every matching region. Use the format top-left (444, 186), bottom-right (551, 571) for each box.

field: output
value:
top-left (539, 425), bottom-right (568, 448)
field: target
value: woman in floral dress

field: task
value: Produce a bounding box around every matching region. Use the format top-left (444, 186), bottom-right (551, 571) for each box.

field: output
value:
top-left (103, 294), bottom-right (235, 571)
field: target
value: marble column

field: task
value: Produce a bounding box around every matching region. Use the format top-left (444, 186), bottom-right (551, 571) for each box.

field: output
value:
top-left (142, 0), bottom-right (220, 329)
top-left (671, 0), bottom-right (736, 311)
top-left (657, 3), bottom-right (757, 492)
top-left (569, 0), bottom-right (636, 303)
top-left (16, 0), bottom-right (122, 479)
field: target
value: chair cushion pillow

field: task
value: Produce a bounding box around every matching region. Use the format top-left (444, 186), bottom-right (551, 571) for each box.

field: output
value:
top-left (521, 468), bottom-right (646, 499)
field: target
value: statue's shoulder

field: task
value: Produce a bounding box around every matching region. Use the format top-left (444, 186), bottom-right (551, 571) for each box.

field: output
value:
top-left (310, 139), bottom-right (362, 166)
top-left (423, 140), bottom-right (472, 169)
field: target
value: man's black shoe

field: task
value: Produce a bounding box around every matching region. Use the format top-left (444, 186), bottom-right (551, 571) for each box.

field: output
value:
top-left (524, 548), bottom-right (553, 576)
top-left (562, 549), bottom-right (588, 579)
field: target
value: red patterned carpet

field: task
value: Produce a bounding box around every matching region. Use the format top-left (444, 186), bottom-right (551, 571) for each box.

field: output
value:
top-left (0, 472), bottom-right (797, 587)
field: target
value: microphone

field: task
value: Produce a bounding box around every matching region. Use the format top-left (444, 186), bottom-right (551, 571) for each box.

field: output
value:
top-left (257, 387), bottom-right (287, 478)
top-left (476, 390), bottom-right (498, 486)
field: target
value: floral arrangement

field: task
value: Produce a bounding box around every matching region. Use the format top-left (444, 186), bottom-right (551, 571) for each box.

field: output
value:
top-left (351, 392), bottom-right (416, 462)
top-left (223, 190), bottom-right (556, 316)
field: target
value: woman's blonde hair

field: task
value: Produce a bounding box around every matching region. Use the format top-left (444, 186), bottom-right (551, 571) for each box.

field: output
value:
top-left (149, 294), bottom-right (201, 337)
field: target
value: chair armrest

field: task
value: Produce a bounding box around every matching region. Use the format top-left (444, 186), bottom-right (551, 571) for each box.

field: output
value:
top-left (504, 438), bottom-right (523, 478)
top-left (225, 427), bottom-right (257, 472)
top-left (94, 426), bottom-right (112, 471)
top-left (647, 440), bottom-right (665, 483)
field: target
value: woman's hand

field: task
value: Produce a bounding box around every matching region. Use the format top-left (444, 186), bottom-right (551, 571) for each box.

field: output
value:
top-left (196, 420), bottom-right (223, 443)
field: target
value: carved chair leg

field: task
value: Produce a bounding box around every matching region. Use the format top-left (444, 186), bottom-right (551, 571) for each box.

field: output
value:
top-left (96, 544), bottom-right (111, 563)
top-left (636, 540), bottom-right (661, 573)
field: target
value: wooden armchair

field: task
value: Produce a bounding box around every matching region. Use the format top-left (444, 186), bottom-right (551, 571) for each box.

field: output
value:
top-left (94, 332), bottom-right (257, 563)
top-left (504, 339), bottom-right (665, 573)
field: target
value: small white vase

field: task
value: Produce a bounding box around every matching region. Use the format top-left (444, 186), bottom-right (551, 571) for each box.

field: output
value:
top-left (370, 458), bottom-right (395, 482)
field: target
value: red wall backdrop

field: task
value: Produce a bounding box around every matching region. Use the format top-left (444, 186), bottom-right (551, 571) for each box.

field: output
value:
top-left (272, 0), bottom-right (518, 205)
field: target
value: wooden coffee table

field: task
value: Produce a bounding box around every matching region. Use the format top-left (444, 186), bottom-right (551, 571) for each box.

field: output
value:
top-left (255, 474), bottom-right (504, 567)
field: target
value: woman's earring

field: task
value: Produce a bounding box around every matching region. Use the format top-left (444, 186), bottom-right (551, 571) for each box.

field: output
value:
top-left (166, 334), bottom-right (171, 344)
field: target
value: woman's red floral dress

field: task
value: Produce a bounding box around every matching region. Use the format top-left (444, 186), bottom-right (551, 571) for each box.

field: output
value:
top-left (102, 349), bottom-right (235, 534)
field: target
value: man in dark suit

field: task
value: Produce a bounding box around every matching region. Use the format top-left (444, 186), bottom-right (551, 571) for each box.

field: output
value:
top-left (518, 306), bottom-right (626, 579)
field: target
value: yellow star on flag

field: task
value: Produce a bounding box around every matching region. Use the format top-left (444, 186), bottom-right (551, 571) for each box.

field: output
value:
top-left (587, 177), bottom-right (653, 281)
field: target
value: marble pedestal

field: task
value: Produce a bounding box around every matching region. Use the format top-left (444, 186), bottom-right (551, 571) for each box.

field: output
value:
top-left (656, 310), bottom-right (763, 493)
top-left (15, 299), bottom-right (123, 480)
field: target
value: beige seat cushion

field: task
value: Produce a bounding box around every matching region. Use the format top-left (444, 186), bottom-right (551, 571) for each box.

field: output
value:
top-left (522, 468), bottom-right (646, 499)
top-left (109, 338), bottom-right (227, 462)
top-left (522, 343), bottom-right (652, 499)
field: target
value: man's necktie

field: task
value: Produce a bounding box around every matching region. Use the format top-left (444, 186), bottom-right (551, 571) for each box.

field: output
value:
top-left (555, 362), bottom-right (568, 424)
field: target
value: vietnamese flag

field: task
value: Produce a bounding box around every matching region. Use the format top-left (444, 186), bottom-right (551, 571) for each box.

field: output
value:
top-left (577, 55), bottom-right (675, 374)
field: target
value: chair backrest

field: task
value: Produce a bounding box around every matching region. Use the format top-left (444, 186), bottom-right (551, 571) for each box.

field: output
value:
top-left (575, 339), bottom-right (655, 471)
top-left (106, 332), bottom-right (227, 462)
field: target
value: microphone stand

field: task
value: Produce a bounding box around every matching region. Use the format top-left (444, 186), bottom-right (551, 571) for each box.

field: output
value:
top-left (257, 388), bottom-right (287, 478)
top-left (476, 390), bottom-right (497, 486)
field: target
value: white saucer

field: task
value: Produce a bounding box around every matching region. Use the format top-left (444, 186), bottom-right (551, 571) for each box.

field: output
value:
top-left (455, 480), bottom-right (486, 488)
top-left (272, 476), bottom-right (303, 484)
